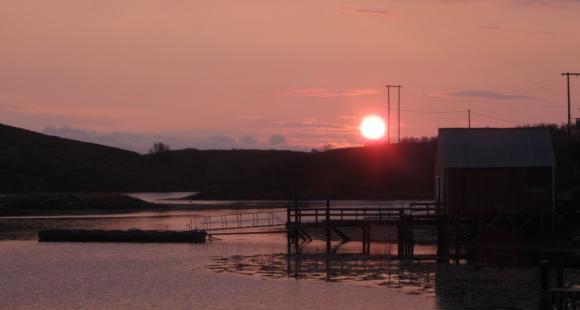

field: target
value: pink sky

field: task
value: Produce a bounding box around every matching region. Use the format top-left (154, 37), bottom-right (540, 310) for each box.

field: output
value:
top-left (1, 0), bottom-right (580, 151)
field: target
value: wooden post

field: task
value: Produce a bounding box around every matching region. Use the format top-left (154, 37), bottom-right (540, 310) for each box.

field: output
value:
top-left (287, 204), bottom-right (292, 255)
top-left (539, 260), bottom-right (549, 310)
top-left (326, 200), bottom-right (331, 254)
top-left (367, 226), bottom-right (371, 254)
top-left (398, 210), bottom-right (404, 257)
top-left (294, 227), bottom-right (300, 255)
top-left (556, 260), bottom-right (564, 288)
top-left (294, 199), bottom-right (299, 224)
top-left (454, 216), bottom-right (460, 264)
top-left (407, 216), bottom-right (414, 257)
top-left (437, 214), bottom-right (449, 263)
top-left (361, 226), bottom-right (367, 255)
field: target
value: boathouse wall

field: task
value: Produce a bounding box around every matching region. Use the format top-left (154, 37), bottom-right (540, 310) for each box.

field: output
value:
top-left (445, 167), bottom-right (554, 215)
top-left (435, 128), bottom-right (556, 216)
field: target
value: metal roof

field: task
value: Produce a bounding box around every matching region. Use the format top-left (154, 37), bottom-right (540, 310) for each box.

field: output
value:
top-left (437, 128), bottom-right (556, 168)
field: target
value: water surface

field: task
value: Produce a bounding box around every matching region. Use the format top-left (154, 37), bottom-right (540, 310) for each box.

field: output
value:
top-left (1, 202), bottom-right (577, 309)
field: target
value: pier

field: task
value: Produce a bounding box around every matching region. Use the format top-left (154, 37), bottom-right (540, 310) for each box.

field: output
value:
top-left (285, 200), bottom-right (566, 261)
top-left (286, 200), bottom-right (448, 257)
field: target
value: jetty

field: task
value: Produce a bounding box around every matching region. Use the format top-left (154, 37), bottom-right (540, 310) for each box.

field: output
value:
top-left (38, 229), bottom-right (207, 243)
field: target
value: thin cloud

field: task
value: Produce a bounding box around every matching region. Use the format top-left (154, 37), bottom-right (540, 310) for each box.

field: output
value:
top-left (477, 24), bottom-right (555, 35)
top-left (239, 135), bottom-right (258, 145)
top-left (269, 134), bottom-right (288, 145)
top-left (445, 0), bottom-right (580, 6)
top-left (478, 24), bottom-right (510, 31)
top-left (433, 90), bottom-right (537, 100)
top-left (279, 88), bottom-right (381, 98)
top-left (510, 0), bottom-right (580, 7)
top-left (339, 7), bottom-right (401, 20)
top-left (271, 119), bottom-right (347, 129)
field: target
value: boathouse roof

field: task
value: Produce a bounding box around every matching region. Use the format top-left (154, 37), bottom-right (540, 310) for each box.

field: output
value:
top-left (437, 128), bottom-right (556, 168)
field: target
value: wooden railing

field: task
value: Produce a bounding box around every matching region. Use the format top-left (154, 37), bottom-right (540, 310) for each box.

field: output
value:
top-left (287, 201), bottom-right (446, 224)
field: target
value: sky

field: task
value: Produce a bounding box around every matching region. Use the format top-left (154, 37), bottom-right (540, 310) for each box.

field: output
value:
top-left (1, 0), bottom-right (580, 152)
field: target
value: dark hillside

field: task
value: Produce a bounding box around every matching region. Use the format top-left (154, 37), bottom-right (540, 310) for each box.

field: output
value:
top-left (143, 142), bottom-right (437, 199)
top-left (0, 123), bottom-right (439, 198)
top-left (0, 124), bottom-right (151, 192)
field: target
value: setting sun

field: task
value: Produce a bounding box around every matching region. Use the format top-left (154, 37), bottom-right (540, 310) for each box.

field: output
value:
top-left (360, 116), bottom-right (386, 140)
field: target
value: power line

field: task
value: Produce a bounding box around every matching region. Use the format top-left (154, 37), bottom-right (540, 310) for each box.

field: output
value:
top-left (470, 111), bottom-right (517, 124)
top-left (399, 108), bottom-right (465, 114)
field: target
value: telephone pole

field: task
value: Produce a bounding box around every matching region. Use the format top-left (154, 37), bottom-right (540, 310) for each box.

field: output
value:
top-left (468, 109), bottom-right (471, 128)
top-left (562, 72), bottom-right (580, 150)
top-left (397, 86), bottom-right (402, 142)
top-left (386, 84), bottom-right (402, 143)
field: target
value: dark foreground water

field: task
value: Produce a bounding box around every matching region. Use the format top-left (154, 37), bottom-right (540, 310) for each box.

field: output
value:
top-left (1, 202), bottom-right (579, 309)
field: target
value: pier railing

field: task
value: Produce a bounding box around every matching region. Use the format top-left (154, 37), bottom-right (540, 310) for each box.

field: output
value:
top-left (192, 211), bottom-right (286, 231)
top-left (190, 201), bottom-right (445, 232)
top-left (287, 201), bottom-right (446, 225)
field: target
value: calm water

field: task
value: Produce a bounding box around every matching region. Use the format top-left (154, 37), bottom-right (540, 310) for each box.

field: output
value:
top-left (1, 198), bottom-right (575, 309)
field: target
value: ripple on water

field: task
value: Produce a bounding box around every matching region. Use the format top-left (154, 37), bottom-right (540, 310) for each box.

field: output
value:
top-left (203, 253), bottom-right (577, 310)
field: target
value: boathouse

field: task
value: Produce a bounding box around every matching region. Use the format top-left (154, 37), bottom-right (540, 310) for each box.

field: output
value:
top-left (435, 128), bottom-right (556, 215)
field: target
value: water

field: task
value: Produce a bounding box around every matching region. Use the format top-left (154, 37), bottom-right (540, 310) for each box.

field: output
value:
top-left (1, 199), bottom-right (577, 309)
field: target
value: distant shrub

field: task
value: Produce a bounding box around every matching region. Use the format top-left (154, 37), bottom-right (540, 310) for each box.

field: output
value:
top-left (149, 142), bottom-right (170, 154)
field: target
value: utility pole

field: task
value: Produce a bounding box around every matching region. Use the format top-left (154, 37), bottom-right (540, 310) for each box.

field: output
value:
top-left (386, 84), bottom-right (402, 143)
top-left (468, 109), bottom-right (471, 128)
top-left (562, 72), bottom-right (580, 150)
top-left (386, 86), bottom-right (390, 144)
top-left (398, 86), bottom-right (402, 142)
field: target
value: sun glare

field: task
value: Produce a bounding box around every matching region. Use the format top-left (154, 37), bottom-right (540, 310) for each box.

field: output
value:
top-left (360, 116), bottom-right (386, 140)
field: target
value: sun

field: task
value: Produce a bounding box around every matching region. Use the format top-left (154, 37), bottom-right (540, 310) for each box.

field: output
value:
top-left (360, 115), bottom-right (386, 140)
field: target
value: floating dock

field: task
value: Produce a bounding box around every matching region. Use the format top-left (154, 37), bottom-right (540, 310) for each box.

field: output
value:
top-left (38, 229), bottom-right (207, 243)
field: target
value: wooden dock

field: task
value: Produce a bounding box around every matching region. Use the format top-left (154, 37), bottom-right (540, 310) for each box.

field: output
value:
top-left (286, 201), bottom-right (447, 257)
top-left (285, 200), bottom-right (561, 260)
top-left (38, 229), bottom-right (207, 243)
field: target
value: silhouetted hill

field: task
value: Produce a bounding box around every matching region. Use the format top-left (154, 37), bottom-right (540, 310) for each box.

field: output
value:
top-left (0, 123), bottom-right (152, 192)
top-left (0, 123), bottom-right (439, 199)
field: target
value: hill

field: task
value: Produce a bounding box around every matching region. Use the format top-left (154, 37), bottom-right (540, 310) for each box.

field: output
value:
top-left (0, 123), bottom-right (152, 192)
top-left (0, 123), bottom-right (436, 199)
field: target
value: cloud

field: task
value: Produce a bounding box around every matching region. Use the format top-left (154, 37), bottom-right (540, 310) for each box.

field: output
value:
top-left (269, 134), bottom-right (288, 145)
top-left (433, 90), bottom-right (537, 100)
top-left (42, 126), bottom-right (254, 153)
top-left (239, 135), bottom-right (258, 145)
top-left (477, 24), bottom-right (555, 35)
top-left (279, 88), bottom-right (381, 98)
top-left (478, 24), bottom-right (509, 31)
top-left (271, 119), bottom-right (347, 130)
top-left (42, 126), bottom-right (321, 152)
top-left (510, 0), bottom-right (580, 7)
top-left (1, 109), bottom-right (119, 130)
top-left (205, 135), bottom-right (236, 145)
top-left (339, 7), bottom-right (400, 20)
